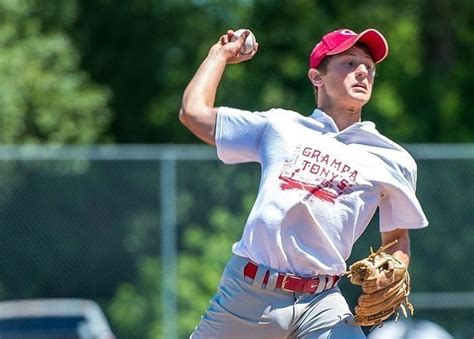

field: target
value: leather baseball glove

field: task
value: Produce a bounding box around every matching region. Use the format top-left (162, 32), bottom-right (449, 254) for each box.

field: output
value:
top-left (346, 240), bottom-right (414, 328)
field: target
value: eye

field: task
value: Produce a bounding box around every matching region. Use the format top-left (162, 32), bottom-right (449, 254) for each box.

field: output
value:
top-left (366, 65), bottom-right (376, 76)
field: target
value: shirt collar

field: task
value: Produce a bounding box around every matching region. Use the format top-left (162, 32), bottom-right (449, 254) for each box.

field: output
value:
top-left (310, 108), bottom-right (376, 134)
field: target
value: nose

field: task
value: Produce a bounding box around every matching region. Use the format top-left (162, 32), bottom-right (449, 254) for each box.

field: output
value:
top-left (355, 65), bottom-right (368, 80)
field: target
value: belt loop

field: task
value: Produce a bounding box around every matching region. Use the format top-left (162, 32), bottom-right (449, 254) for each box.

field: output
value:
top-left (326, 275), bottom-right (340, 289)
top-left (252, 265), bottom-right (268, 288)
top-left (324, 276), bottom-right (334, 289)
top-left (264, 268), bottom-right (279, 291)
top-left (315, 276), bottom-right (327, 294)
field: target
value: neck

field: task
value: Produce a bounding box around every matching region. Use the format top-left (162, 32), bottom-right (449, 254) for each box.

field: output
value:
top-left (318, 100), bottom-right (363, 131)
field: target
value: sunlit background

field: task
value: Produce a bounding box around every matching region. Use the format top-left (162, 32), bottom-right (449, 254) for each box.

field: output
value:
top-left (0, 1), bottom-right (473, 338)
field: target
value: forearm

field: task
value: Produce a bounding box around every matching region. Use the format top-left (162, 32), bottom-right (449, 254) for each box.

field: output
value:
top-left (179, 51), bottom-right (227, 145)
top-left (381, 228), bottom-right (410, 266)
top-left (181, 51), bottom-right (227, 114)
top-left (179, 50), bottom-right (226, 145)
top-left (179, 30), bottom-right (257, 144)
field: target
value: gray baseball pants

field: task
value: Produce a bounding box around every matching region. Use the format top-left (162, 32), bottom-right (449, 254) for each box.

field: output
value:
top-left (190, 254), bottom-right (365, 338)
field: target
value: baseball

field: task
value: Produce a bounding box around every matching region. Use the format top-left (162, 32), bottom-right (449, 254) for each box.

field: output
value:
top-left (231, 29), bottom-right (256, 55)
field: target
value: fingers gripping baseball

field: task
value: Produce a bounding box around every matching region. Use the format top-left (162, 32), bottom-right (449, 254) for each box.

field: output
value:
top-left (230, 29), bottom-right (257, 54)
top-left (212, 29), bottom-right (258, 64)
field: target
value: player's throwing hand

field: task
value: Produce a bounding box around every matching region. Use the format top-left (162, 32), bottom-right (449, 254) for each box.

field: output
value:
top-left (209, 29), bottom-right (258, 64)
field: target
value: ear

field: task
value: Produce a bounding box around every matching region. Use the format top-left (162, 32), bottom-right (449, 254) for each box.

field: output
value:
top-left (308, 68), bottom-right (324, 88)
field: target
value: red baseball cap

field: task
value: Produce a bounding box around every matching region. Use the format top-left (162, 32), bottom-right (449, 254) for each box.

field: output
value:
top-left (309, 28), bottom-right (389, 69)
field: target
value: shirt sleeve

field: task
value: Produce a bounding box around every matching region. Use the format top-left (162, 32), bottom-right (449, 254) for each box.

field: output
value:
top-left (379, 156), bottom-right (429, 232)
top-left (215, 106), bottom-right (268, 164)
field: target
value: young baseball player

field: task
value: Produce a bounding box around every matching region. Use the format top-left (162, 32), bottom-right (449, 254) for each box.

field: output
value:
top-left (180, 28), bottom-right (428, 338)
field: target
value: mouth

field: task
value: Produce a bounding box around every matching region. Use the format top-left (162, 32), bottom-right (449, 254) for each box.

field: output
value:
top-left (352, 83), bottom-right (368, 90)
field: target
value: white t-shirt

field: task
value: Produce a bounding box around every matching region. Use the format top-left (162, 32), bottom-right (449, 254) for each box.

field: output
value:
top-left (215, 107), bottom-right (428, 276)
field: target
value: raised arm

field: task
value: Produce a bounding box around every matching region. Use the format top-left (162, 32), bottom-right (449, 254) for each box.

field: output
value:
top-left (179, 30), bottom-right (258, 145)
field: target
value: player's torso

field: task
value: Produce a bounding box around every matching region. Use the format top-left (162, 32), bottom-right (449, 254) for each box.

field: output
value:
top-left (244, 114), bottom-right (397, 262)
top-left (257, 114), bottom-right (391, 209)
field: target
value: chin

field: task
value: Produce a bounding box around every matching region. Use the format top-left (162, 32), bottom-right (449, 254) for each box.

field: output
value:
top-left (348, 88), bottom-right (369, 99)
top-left (348, 95), bottom-right (369, 106)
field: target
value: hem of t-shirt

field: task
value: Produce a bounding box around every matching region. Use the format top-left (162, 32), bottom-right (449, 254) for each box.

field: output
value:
top-left (380, 219), bottom-right (429, 232)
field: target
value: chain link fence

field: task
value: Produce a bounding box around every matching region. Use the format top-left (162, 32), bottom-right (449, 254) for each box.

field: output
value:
top-left (0, 145), bottom-right (472, 338)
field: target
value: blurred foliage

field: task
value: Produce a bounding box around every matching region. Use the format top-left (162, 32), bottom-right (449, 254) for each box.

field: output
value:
top-left (0, 160), bottom-right (160, 299)
top-left (0, 150), bottom-right (472, 338)
top-left (106, 161), bottom-right (260, 338)
top-left (1, 0), bottom-right (473, 143)
top-left (176, 162), bottom-right (258, 338)
top-left (108, 257), bottom-right (163, 339)
top-left (0, 0), bottom-right (473, 338)
top-left (70, 0), bottom-right (473, 144)
top-left (0, 0), bottom-right (111, 144)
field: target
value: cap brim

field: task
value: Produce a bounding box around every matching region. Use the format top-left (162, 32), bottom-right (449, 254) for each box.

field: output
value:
top-left (327, 29), bottom-right (389, 64)
top-left (357, 29), bottom-right (389, 63)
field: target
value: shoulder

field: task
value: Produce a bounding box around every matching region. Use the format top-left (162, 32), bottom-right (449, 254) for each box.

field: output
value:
top-left (216, 107), bottom-right (306, 134)
top-left (219, 106), bottom-right (301, 118)
top-left (232, 107), bottom-right (306, 125)
top-left (262, 108), bottom-right (303, 119)
top-left (379, 135), bottom-right (417, 173)
top-left (359, 124), bottom-right (418, 175)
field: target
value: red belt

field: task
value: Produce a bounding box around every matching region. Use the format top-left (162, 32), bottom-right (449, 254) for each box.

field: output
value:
top-left (244, 261), bottom-right (340, 294)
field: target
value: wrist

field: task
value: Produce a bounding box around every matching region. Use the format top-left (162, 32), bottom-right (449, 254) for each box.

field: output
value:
top-left (392, 250), bottom-right (410, 267)
top-left (207, 48), bottom-right (229, 64)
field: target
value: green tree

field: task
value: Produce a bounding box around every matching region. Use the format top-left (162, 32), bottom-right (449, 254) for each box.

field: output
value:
top-left (73, 0), bottom-right (474, 144)
top-left (107, 161), bottom-right (260, 338)
top-left (0, 0), bottom-right (111, 144)
top-left (1, 1), bottom-right (471, 337)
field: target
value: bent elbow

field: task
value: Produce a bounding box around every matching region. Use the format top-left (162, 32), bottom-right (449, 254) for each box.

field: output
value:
top-left (179, 101), bottom-right (208, 126)
top-left (179, 103), bottom-right (198, 128)
top-left (177, 104), bottom-right (217, 145)
top-left (179, 107), bottom-right (188, 125)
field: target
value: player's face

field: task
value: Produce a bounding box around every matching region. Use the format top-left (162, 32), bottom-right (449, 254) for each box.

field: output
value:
top-left (322, 46), bottom-right (375, 107)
